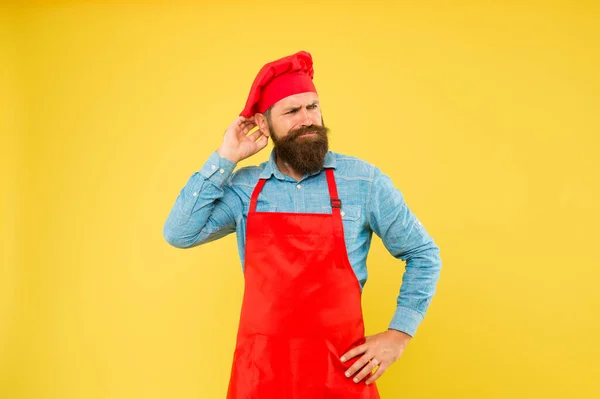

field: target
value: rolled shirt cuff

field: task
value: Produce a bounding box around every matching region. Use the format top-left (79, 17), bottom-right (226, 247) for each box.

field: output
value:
top-left (388, 306), bottom-right (424, 338)
top-left (199, 151), bottom-right (237, 186)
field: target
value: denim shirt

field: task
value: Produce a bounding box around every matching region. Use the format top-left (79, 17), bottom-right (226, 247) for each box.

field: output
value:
top-left (163, 150), bottom-right (441, 337)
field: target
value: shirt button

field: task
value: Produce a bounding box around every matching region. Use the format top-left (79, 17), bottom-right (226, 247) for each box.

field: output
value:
top-left (296, 184), bottom-right (302, 189)
top-left (341, 211), bottom-right (345, 217)
top-left (211, 165), bottom-right (217, 170)
top-left (219, 168), bottom-right (225, 174)
top-left (193, 192), bottom-right (198, 196)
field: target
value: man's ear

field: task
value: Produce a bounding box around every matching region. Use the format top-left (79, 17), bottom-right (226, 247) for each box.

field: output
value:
top-left (254, 113), bottom-right (270, 137)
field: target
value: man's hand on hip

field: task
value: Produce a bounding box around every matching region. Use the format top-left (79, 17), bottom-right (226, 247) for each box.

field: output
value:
top-left (340, 329), bottom-right (411, 385)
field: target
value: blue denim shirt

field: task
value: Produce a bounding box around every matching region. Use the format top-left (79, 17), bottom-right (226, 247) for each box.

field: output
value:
top-left (163, 150), bottom-right (441, 337)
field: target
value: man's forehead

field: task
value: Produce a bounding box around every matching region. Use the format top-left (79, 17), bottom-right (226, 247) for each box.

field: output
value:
top-left (274, 92), bottom-right (320, 110)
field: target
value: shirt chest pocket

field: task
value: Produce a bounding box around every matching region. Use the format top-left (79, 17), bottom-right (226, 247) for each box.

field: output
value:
top-left (324, 204), bottom-right (362, 239)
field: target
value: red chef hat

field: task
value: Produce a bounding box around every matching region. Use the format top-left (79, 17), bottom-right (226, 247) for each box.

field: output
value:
top-left (240, 51), bottom-right (317, 118)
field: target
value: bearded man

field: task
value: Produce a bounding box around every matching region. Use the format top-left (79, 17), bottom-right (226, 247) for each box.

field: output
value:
top-left (163, 51), bottom-right (441, 398)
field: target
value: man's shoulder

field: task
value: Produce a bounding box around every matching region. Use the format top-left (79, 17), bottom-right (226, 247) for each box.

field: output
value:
top-left (329, 151), bottom-right (378, 181)
top-left (228, 160), bottom-right (269, 187)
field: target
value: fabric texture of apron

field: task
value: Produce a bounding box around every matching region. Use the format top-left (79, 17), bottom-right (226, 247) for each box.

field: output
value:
top-left (226, 168), bottom-right (380, 398)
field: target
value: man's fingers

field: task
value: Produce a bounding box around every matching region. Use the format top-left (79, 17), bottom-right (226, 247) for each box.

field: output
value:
top-left (344, 353), bottom-right (372, 379)
top-left (225, 117), bottom-right (244, 134)
top-left (352, 359), bottom-right (379, 383)
top-left (220, 116), bottom-right (261, 163)
top-left (238, 120), bottom-right (257, 136)
top-left (341, 343), bottom-right (368, 362)
top-left (246, 129), bottom-right (264, 142)
top-left (255, 135), bottom-right (268, 151)
top-left (365, 363), bottom-right (386, 385)
top-left (234, 116), bottom-right (246, 127)
top-left (234, 116), bottom-right (253, 127)
top-left (225, 117), bottom-right (251, 138)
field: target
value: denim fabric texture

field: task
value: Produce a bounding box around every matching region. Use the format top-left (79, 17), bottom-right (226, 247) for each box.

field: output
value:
top-left (164, 150), bottom-right (441, 337)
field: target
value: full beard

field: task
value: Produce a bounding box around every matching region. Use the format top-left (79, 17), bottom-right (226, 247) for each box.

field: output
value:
top-left (271, 124), bottom-right (329, 176)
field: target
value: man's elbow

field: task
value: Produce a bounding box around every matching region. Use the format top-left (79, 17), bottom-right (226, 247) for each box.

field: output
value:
top-left (163, 224), bottom-right (196, 249)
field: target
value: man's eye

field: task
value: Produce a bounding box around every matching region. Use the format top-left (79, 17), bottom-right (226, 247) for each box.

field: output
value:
top-left (289, 109), bottom-right (298, 114)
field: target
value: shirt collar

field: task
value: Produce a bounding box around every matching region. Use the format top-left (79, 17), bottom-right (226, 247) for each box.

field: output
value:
top-left (259, 149), bottom-right (337, 181)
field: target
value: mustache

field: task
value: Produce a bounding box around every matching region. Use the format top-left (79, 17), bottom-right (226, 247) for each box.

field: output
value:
top-left (288, 125), bottom-right (329, 140)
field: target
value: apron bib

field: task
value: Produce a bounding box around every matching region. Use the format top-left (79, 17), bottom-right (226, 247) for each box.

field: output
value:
top-left (227, 168), bottom-right (380, 399)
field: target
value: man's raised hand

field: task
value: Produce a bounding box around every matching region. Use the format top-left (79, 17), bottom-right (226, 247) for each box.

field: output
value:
top-left (217, 116), bottom-right (269, 164)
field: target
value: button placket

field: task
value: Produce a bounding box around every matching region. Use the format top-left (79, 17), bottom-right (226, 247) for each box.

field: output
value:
top-left (294, 181), bottom-right (305, 213)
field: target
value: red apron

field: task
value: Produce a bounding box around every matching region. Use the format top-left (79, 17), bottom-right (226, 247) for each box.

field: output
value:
top-left (226, 168), bottom-right (380, 399)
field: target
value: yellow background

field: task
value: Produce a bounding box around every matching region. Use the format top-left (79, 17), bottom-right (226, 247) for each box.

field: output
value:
top-left (2, 1), bottom-right (599, 398)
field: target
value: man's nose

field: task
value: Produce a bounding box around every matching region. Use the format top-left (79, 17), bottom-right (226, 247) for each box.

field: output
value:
top-left (300, 108), bottom-right (312, 126)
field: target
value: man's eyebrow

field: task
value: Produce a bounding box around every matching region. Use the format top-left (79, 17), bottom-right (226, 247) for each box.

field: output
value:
top-left (283, 101), bottom-right (319, 112)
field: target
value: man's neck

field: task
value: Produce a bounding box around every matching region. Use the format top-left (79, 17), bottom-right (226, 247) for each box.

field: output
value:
top-left (275, 157), bottom-right (304, 182)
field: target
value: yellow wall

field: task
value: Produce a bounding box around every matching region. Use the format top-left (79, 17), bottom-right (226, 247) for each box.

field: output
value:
top-left (2, 1), bottom-right (599, 398)
top-left (1, 6), bottom-right (22, 396)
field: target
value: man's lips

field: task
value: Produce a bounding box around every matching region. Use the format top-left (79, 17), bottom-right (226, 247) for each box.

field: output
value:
top-left (298, 131), bottom-right (317, 138)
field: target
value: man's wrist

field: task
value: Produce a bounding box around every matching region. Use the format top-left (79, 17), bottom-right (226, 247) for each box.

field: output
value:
top-left (387, 328), bottom-right (412, 341)
top-left (217, 148), bottom-right (240, 164)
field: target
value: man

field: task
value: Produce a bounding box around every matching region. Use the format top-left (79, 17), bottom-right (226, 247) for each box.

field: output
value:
top-left (163, 51), bottom-right (441, 398)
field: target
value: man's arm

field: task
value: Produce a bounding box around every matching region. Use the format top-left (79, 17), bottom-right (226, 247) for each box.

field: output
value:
top-left (340, 167), bottom-right (442, 384)
top-left (163, 151), bottom-right (240, 248)
top-left (163, 115), bottom-right (270, 248)
top-left (367, 168), bottom-right (442, 337)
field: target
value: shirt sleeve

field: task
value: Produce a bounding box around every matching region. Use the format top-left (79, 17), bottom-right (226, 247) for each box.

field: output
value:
top-left (367, 168), bottom-right (442, 337)
top-left (163, 151), bottom-right (241, 248)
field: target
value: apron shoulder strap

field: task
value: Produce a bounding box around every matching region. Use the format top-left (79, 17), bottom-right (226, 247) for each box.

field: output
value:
top-left (325, 169), bottom-right (345, 241)
top-left (325, 169), bottom-right (342, 215)
top-left (249, 178), bottom-right (268, 213)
